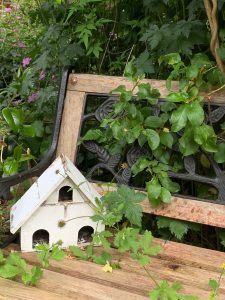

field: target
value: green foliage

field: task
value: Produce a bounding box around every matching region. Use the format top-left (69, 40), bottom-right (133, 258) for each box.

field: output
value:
top-left (156, 217), bottom-right (200, 241)
top-left (149, 281), bottom-right (198, 300)
top-left (0, 250), bottom-right (43, 286)
top-left (93, 185), bottom-right (145, 227)
top-left (35, 243), bottom-right (66, 268)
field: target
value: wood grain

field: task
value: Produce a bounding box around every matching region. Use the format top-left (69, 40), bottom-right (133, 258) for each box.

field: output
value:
top-left (56, 90), bottom-right (86, 160)
top-left (67, 73), bottom-right (225, 103)
top-left (93, 183), bottom-right (225, 228)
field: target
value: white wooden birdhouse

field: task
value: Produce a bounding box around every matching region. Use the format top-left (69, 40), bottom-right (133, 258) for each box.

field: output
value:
top-left (10, 154), bottom-right (104, 252)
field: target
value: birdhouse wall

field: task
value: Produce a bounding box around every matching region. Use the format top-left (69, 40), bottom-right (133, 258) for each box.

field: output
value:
top-left (47, 178), bottom-right (85, 204)
top-left (20, 200), bottom-right (104, 252)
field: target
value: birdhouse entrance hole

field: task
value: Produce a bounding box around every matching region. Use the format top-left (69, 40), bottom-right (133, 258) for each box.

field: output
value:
top-left (59, 186), bottom-right (73, 201)
top-left (78, 226), bottom-right (94, 244)
top-left (32, 229), bottom-right (49, 248)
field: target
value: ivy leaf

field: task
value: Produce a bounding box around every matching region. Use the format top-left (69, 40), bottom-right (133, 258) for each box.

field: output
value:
top-left (170, 105), bottom-right (188, 132)
top-left (214, 142), bottom-right (225, 163)
top-left (144, 129), bottom-right (160, 150)
top-left (186, 101), bottom-right (204, 126)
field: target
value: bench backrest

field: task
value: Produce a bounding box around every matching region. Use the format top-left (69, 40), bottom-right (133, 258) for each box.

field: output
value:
top-left (56, 73), bottom-right (225, 228)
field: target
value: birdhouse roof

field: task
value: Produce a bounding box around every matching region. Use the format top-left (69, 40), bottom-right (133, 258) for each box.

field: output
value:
top-left (10, 154), bottom-right (101, 234)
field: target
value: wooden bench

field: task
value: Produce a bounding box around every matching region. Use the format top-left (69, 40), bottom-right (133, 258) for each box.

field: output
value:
top-left (2, 71), bottom-right (225, 299)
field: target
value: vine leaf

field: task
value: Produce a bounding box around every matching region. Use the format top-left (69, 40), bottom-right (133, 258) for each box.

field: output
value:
top-left (184, 156), bottom-right (196, 174)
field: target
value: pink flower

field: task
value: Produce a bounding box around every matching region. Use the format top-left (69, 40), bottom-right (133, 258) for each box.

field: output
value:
top-left (5, 8), bottom-right (12, 13)
top-left (18, 42), bottom-right (26, 48)
top-left (28, 92), bottom-right (38, 103)
top-left (16, 16), bottom-right (22, 20)
top-left (22, 57), bottom-right (31, 67)
top-left (39, 71), bottom-right (45, 80)
top-left (51, 74), bottom-right (56, 80)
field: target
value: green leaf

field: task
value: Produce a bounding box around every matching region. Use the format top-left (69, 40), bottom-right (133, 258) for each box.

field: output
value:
top-left (160, 187), bottom-right (171, 204)
top-left (132, 253), bottom-right (150, 267)
top-left (170, 105), bottom-right (188, 132)
top-left (144, 129), bottom-right (160, 150)
top-left (186, 101), bottom-right (204, 126)
top-left (167, 92), bottom-right (189, 103)
top-left (144, 116), bottom-right (165, 128)
top-left (131, 158), bottom-right (150, 176)
top-left (146, 177), bottom-right (161, 206)
top-left (13, 145), bottom-right (22, 161)
top-left (82, 129), bottom-right (104, 141)
top-left (69, 246), bottom-right (88, 260)
top-left (215, 143), bottom-right (225, 163)
top-left (160, 132), bottom-right (174, 148)
top-left (50, 246), bottom-right (65, 261)
top-left (22, 267), bottom-right (43, 286)
top-left (0, 264), bottom-right (20, 279)
top-left (3, 160), bottom-right (19, 175)
top-left (137, 83), bottom-right (160, 105)
top-left (179, 127), bottom-right (199, 156)
top-left (2, 107), bottom-right (24, 132)
top-left (92, 252), bottom-right (112, 265)
top-left (32, 120), bottom-right (44, 138)
top-left (22, 125), bottom-right (36, 137)
top-left (186, 65), bottom-right (199, 80)
top-left (159, 176), bottom-right (180, 193)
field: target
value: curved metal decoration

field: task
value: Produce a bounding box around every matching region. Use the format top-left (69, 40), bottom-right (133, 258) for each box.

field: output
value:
top-left (0, 67), bottom-right (72, 199)
top-left (79, 97), bottom-right (225, 204)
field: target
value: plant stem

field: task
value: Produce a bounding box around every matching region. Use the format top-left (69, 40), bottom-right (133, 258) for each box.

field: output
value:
top-left (143, 265), bottom-right (159, 287)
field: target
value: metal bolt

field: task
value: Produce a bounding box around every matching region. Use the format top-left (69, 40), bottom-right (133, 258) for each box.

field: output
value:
top-left (70, 77), bottom-right (78, 85)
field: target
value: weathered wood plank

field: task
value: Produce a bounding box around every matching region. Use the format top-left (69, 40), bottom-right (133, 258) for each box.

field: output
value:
top-left (94, 183), bottom-right (225, 228)
top-left (67, 74), bottom-right (225, 103)
top-left (57, 90), bottom-right (86, 160)
top-left (0, 277), bottom-right (78, 300)
top-left (20, 250), bottom-right (224, 300)
top-left (155, 238), bottom-right (225, 272)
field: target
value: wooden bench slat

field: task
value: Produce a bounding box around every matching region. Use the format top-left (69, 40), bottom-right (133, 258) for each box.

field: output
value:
top-left (0, 277), bottom-right (79, 300)
top-left (94, 184), bottom-right (225, 228)
top-left (19, 248), bottom-right (225, 300)
top-left (67, 74), bottom-right (225, 103)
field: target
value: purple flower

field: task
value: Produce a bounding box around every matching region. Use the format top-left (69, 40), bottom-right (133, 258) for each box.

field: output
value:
top-left (18, 42), bottom-right (26, 48)
top-left (5, 8), bottom-right (12, 13)
top-left (22, 57), bottom-right (32, 67)
top-left (39, 71), bottom-right (45, 80)
top-left (28, 92), bottom-right (38, 103)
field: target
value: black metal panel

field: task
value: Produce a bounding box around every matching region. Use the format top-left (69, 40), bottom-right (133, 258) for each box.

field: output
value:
top-left (77, 94), bottom-right (225, 204)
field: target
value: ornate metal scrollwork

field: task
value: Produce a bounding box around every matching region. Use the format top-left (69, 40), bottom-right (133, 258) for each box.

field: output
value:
top-left (78, 95), bottom-right (225, 204)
